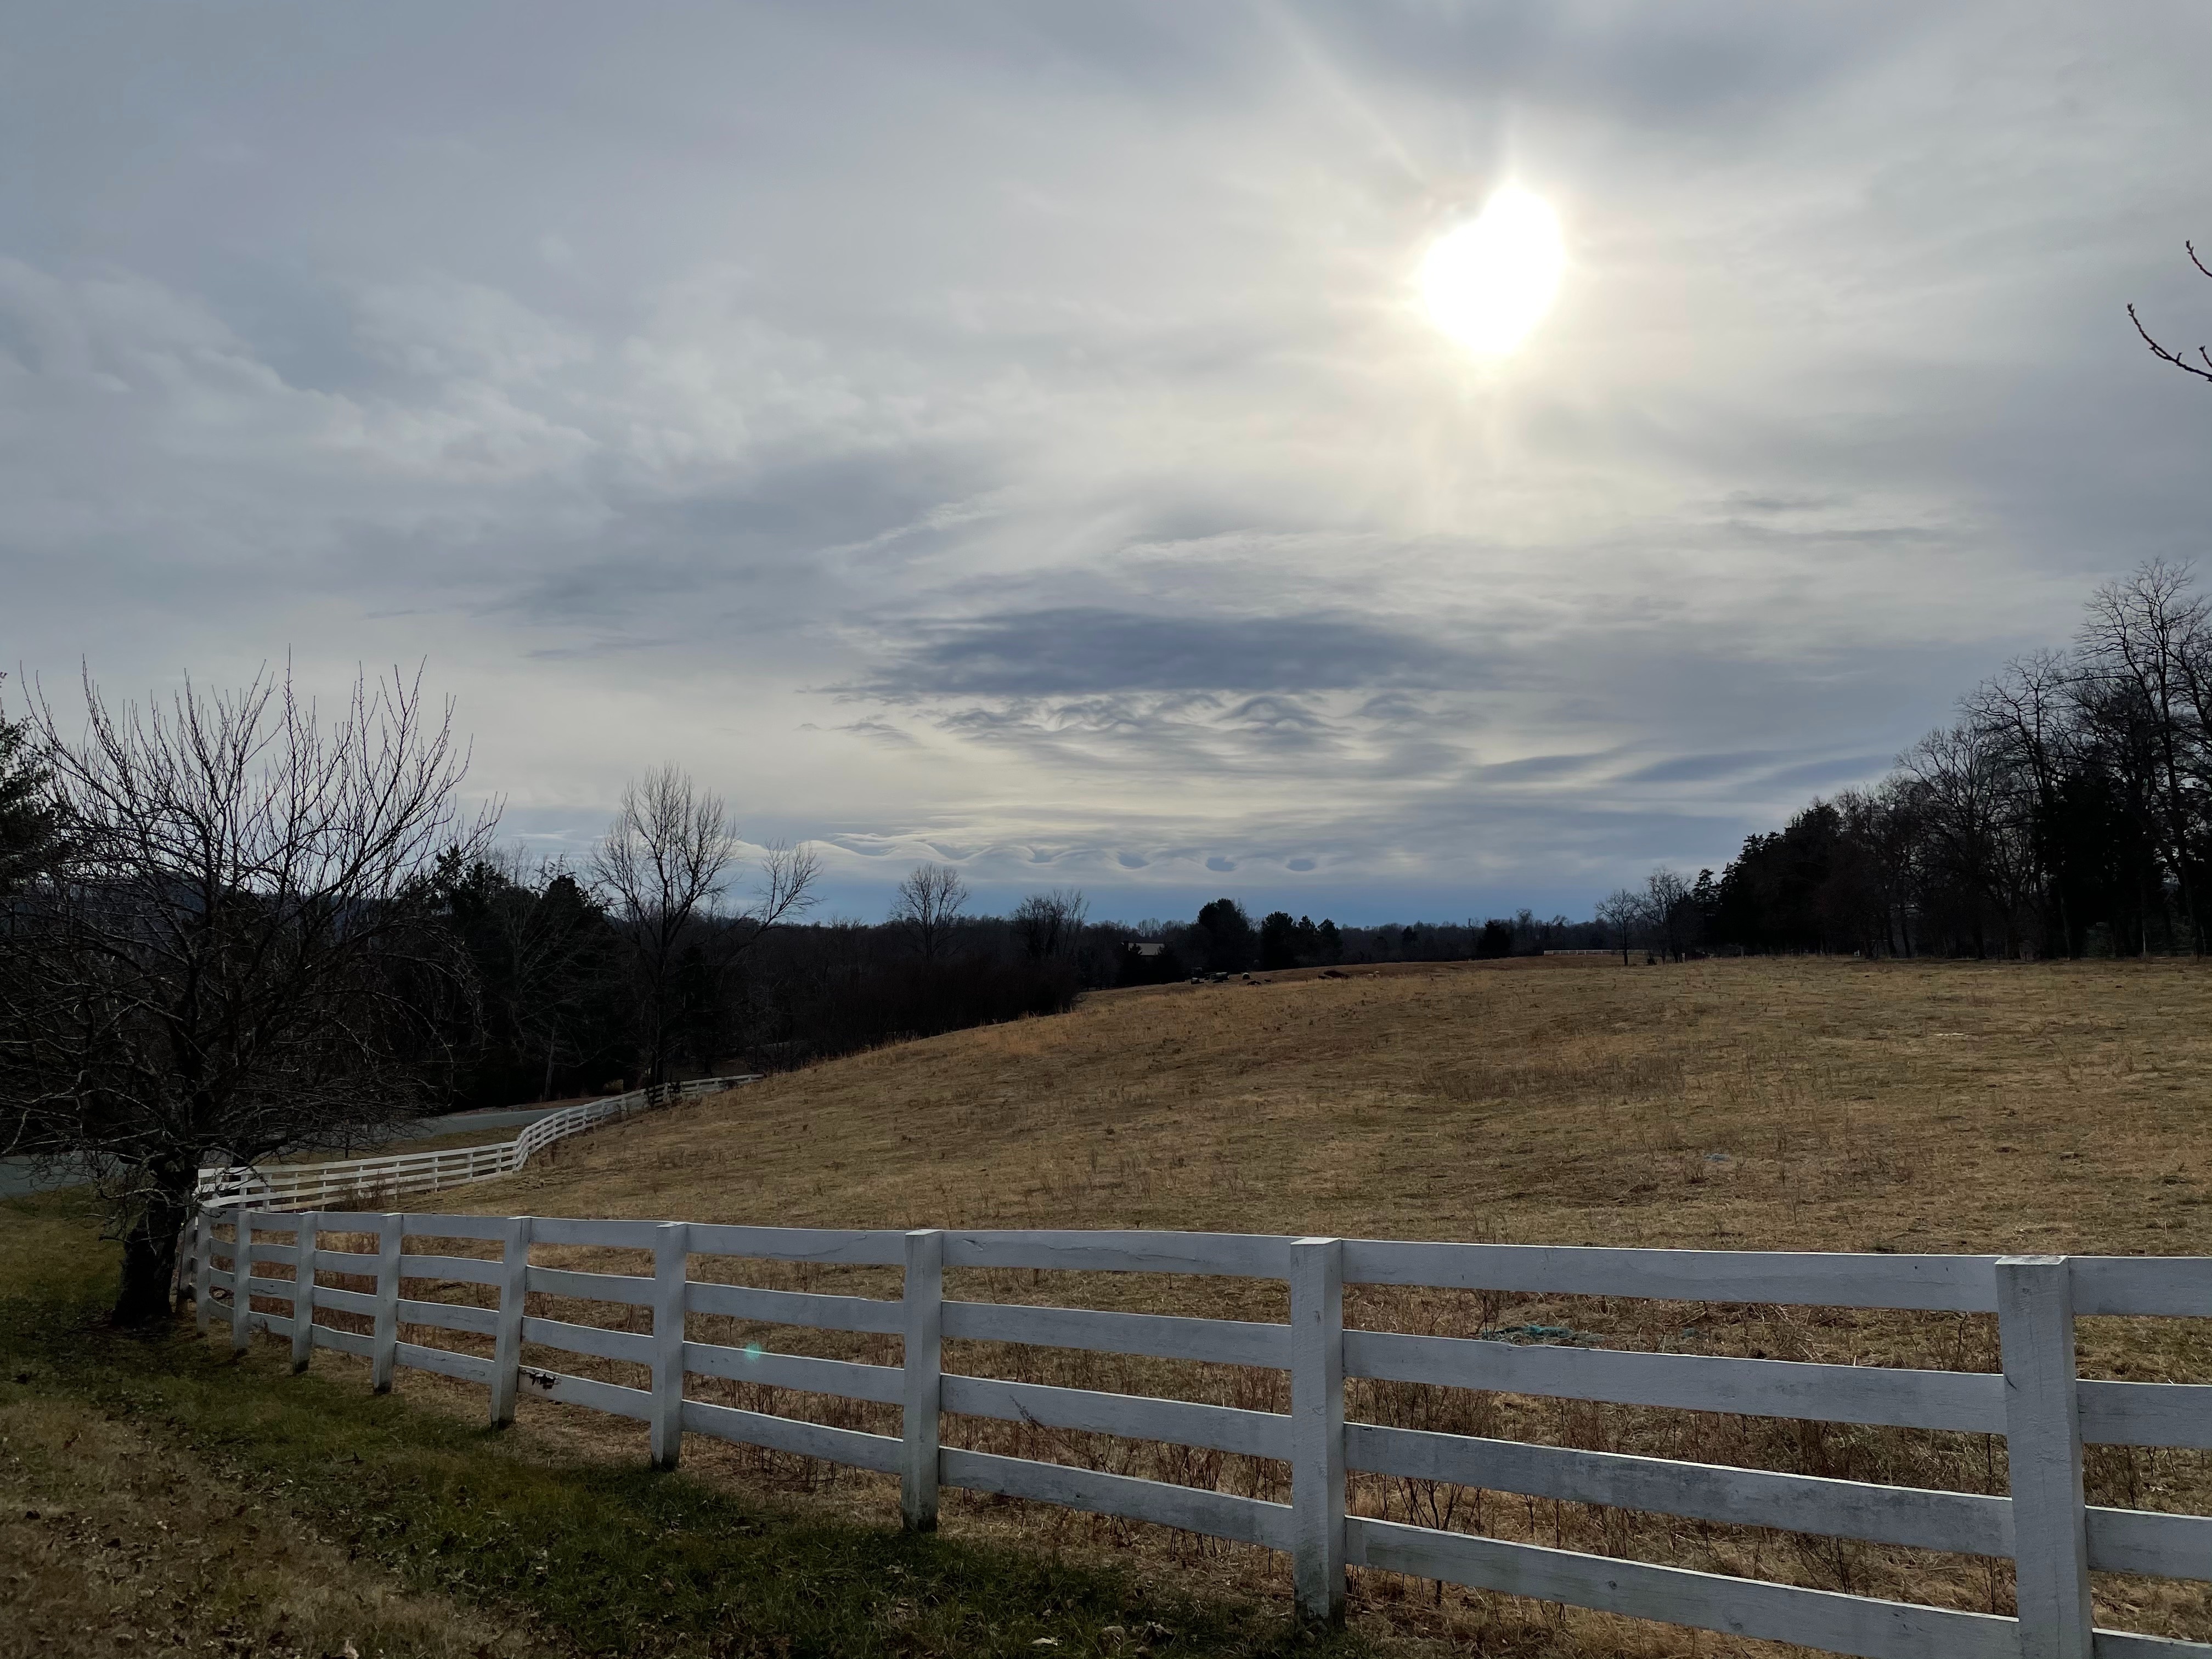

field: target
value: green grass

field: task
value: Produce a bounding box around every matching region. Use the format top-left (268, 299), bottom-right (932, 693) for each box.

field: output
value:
top-left (1, 1190), bottom-right (1370, 1659)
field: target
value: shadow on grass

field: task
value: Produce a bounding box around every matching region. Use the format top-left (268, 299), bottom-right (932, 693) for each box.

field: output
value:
top-left (1, 1191), bottom-right (1370, 1659)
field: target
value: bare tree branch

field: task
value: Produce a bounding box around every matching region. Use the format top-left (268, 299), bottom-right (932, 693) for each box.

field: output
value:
top-left (2128, 241), bottom-right (2212, 383)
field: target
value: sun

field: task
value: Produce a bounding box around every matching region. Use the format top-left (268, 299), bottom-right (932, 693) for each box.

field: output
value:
top-left (1418, 189), bottom-right (1564, 357)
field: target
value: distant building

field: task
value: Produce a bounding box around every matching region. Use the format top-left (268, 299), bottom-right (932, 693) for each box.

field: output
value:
top-left (1127, 941), bottom-right (1166, 958)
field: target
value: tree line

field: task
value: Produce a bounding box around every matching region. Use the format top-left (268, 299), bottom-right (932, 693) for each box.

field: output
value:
top-left (1102, 900), bottom-right (1607, 979)
top-left (1598, 562), bottom-right (2212, 961)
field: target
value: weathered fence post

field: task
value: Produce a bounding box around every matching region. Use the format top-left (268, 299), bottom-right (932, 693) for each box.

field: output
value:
top-left (371, 1212), bottom-right (404, 1393)
top-left (289, 1212), bottom-right (317, 1373)
top-left (1997, 1255), bottom-right (2092, 1659)
top-left (489, 1215), bottom-right (532, 1427)
top-left (193, 1209), bottom-right (215, 1338)
top-left (1290, 1236), bottom-right (1346, 1626)
top-left (901, 1228), bottom-right (944, 1531)
top-left (231, 1211), bottom-right (259, 1354)
top-left (651, 1221), bottom-right (690, 1470)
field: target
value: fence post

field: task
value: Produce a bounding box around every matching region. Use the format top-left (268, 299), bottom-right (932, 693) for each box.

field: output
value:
top-left (371, 1212), bottom-right (404, 1393)
top-left (901, 1228), bottom-right (944, 1531)
top-left (1997, 1255), bottom-right (2092, 1659)
top-left (193, 1209), bottom-right (215, 1337)
top-left (290, 1212), bottom-right (317, 1373)
top-left (651, 1221), bottom-right (690, 1470)
top-left (231, 1211), bottom-right (258, 1354)
top-left (1290, 1237), bottom-right (1346, 1627)
top-left (489, 1215), bottom-right (532, 1427)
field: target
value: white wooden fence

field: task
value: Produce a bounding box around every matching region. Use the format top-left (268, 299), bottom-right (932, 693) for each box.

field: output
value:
top-left (191, 1077), bottom-right (758, 1210)
top-left (184, 1215), bottom-right (2212, 1659)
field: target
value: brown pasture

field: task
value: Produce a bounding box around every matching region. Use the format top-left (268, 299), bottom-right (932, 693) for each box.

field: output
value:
top-left (361, 956), bottom-right (2212, 1656)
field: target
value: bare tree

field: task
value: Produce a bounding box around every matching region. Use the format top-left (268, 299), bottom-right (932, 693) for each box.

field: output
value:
top-left (2076, 561), bottom-right (2209, 952)
top-left (1595, 888), bottom-right (1645, 966)
top-left (0, 665), bottom-right (494, 1324)
top-left (1900, 721), bottom-right (2034, 958)
top-left (2129, 241), bottom-right (2212, 385)
top-left (1644, 868), bottom-right (1693, 961)
top-left (1964, 652), bottom-right (2081, 951)
top-left (1012, 887), bottom-right (1088, 957)
top-left (891, 863), bottom-right (969, 961)
top-left (589, 765), bottom-right (818, 1085)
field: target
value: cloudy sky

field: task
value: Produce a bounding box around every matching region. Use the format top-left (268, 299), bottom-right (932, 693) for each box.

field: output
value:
top-left (4, 3), bottom-right (2209, 923)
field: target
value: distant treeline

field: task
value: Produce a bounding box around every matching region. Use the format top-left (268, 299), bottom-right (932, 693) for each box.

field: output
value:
top-left (431, 860), bottom-right (1090, 1107)
top-left (1656, 562), bottom-right (2212, 960)
top-left (438, 863), bottom-right (1622, 1107)
top-left (1099, 903), bottom-right (1609, 983)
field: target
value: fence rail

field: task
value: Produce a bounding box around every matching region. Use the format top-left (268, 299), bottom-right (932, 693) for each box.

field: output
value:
top-left (182, 1214), bottom-right (2212, 1659)
top-left (191, 1076), bottom-right (758, 1210)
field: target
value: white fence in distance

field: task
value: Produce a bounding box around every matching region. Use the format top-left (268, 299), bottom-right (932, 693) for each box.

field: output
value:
top-left (185, 1216), bottom-right (2212, 1659)
top-left (192, 1076), bottom-right (759, 1211)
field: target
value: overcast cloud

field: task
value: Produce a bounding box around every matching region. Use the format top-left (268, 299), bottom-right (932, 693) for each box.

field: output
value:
top-left (3, 2), bottom-right (2209, 921)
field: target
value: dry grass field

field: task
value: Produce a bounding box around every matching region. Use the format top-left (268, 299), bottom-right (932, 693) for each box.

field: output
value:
top-left (492, 955), bottom-right (2212, 1257)
top-left (352, 955), bottom-right (2212, 1656)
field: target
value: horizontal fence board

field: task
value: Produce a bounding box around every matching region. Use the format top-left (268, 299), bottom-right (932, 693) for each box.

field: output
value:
top-left (309, 1249), bottom-right (380, 1273)
top-left (685, 1280), bottom-right (904, 1334)
top-left (682, 1341), bottom-right (902, 1404)
top-left (1345, 1331), bottom-right (2006, 1433)
top-left (943, 1375), bottom-right (1291, 1459)
top-left (944, 1230), bottom-right (1293, 1278)
top-left (529, 1217), bottom-right (665, 1249)
top-left (244, 1243), bottom-right (299, 1264)
top-left (314, 1285), bottom-right (377, 1316)
top-left (400, 1215), bottom-right (510, 1243)
top-left (1340, 1240), bottom-right (2000, 1313)
top-left (940, 1448), bottom-right (1291, 1549)
top-left (1346, 1517), bottom-right (2019, 1659)
top-left (517, 1367), bottom-right (652, 1421)
top-left (2079, 1381), bottom-right (2212, 1448)
top-left (396, 1341), bottom-right (494, 1385)
top-left (2091, 1633), bottom-right (2212, 1658)
top-left (678, 1400), bottom-right (902, 1472)
top-left (2087, 1506), bottom-right (2212, 1582)
top-left (2073, 1258), bottom-right (2212, 1318)
top-left (240, 1274), bottom-right (299, 1302)
top-left (685, 1224), bottom-right (906, 1266)
top-left (243, 1310), bottom-right (296, 1340)
top-left (521, 1314), bottom-right (652, 1365)
top-left (397, 1254), bottom-right (503, 1285)
top-left (311, 1323), bottom-right (375, 1358)
top-left (943, 1301), bottom-right (1290, 1368)
top-left (1345, 1424), bottom-right (2011, 1558)
top-left (398, 1298), bottom-right (498, 1336)
top-left (526, 1266), bottom-right (654, 1306)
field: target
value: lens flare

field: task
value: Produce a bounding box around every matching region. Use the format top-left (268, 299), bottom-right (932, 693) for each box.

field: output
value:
top-left (1418, 189), bottom-right (1564, 357)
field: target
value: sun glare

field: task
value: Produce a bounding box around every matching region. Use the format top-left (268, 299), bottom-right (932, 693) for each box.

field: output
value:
top-left (1418, 189), bottom-right (1564, 357)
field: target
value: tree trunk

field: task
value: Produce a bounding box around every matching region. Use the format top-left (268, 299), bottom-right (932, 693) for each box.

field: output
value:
top-left (113, 1177), bottom-right (193, 1327)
